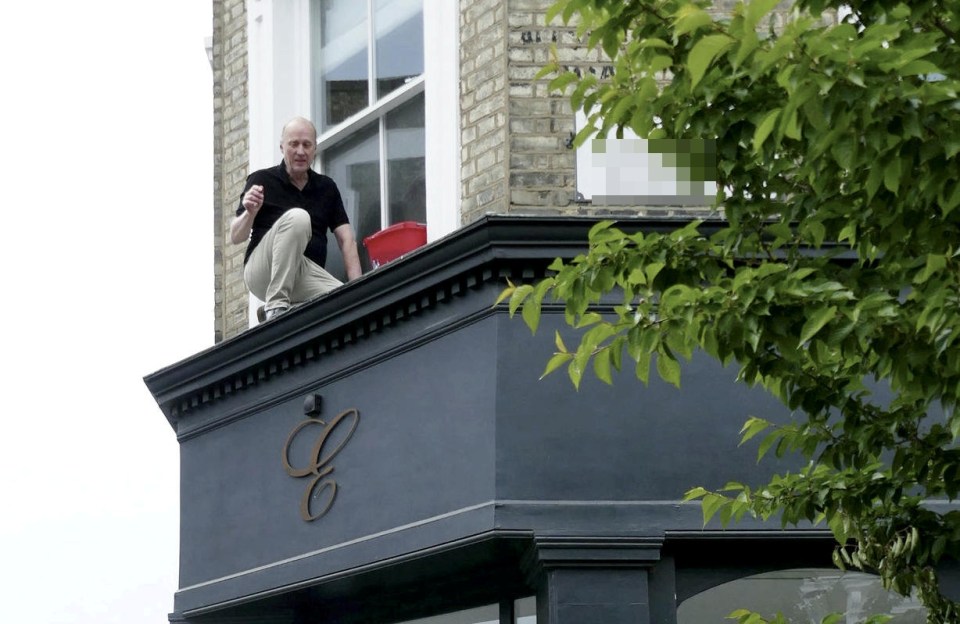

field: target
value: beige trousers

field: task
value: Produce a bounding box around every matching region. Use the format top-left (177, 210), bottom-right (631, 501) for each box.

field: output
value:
top-left (243, 208), bottom-right (343, 312)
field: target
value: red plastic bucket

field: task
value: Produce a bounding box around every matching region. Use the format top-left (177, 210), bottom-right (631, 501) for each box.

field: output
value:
top-left (363, 221), bottom-right (427, 268)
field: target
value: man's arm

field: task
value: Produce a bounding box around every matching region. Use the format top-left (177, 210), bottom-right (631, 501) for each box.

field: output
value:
top-left (230, 184), bottom-right (264, 244)
top-left (334, 223), bottom-right (362, 281)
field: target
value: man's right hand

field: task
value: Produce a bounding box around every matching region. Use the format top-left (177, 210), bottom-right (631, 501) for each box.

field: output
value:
top-left (231, 185), bottom-right (265, 244)
top-left (242, 184), bottom-right (265, 215)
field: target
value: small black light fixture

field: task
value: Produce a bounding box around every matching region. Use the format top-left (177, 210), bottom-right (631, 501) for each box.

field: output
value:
top-left (303, 393), bottom-right (323, 419)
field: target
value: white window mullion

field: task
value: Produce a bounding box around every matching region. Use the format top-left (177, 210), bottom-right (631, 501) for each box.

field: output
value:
top-left (315, 76), bottom-right (423, 152)
top-left (379, 115), bottom-right (389, 227)
top-left (367, 0), bottom-right (377, 107)
top-left (369, 0), bottom-right (388, 230)
top-left (423, 0), bottom-right (459, 240)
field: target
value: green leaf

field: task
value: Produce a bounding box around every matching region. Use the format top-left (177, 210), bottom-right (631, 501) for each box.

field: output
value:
top-left (800, 306), bottom-right (837, 344)
top-left (522, 279), bottom-right (554, 334)
top-left (493, 279), bottom-right (515, 307)
top-left (544, 1), bottom-right (565, 25)
top-left (645, 261), bottom-right (666, 285)
top-left (745, 0), bottom-right (784, 29)
top-left (508, 284), bottom-right (534, 316)
top-left (942, 180), bottom-right (960, 217)
top-left (635, 350), bottom-right (652, 385)
top-left (757, 429), bottom-right (783, 461)
top-left (567, 353), bottom-right (584, 389)
top-left (915, 254), bottom-right (947, 284)
top-left (687, 34), bottom-right (735, 88)
top-left (575, 312), bottom-right (603, 328)
top-left (541, 353), bottom-right (573, 379)
top-left (656, 352), bottom-right (682, 388)
top-left (734, 30), bottom-right (760, 68)
top-left (701, 492), bottom-right (728, 525)
top-left (740, 416), bottom-right (772, 445)
top-left (838, 223), bottom-right (857, 246)
top-left (883, 157), bottom-right (901, 195)
top-left (570, 74), bottom-right (598, 112)
top-left (674, 5), bottom-right (713, 37)
top-left (639, 37), bottom-right (671, 50)
top-left (753, 108), bottom-right (782, 153)
top-left (900, 59), bottom-right (941, 76)
top-left (548, 71), bottom-right (579, 94)
top-left (521, 298), bottom-right (541, 333)
top-left (593, 347), bottom-right (614, 384)
top-left (866, 160), bottom-right (884, 200)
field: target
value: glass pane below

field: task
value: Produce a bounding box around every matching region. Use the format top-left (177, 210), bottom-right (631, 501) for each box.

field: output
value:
top-left (677, 568), bottom-right (926, 623)
top-left (390, 603), bottom-right (499, 624)
top-left (515, 596), bottom-right (536, 624)
top-left (322, 123), bottom-right (381, 274)
top-left (385, 92), bottom-right (426, 225)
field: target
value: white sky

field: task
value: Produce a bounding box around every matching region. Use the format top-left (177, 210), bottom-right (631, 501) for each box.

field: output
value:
top-left (0, 2), bottom-right (213, 621)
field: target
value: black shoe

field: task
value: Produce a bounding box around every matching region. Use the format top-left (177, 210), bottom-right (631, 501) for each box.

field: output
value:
top-left (256, 305), bottom-right (266, 323)
top-left (264, 306), bottom-right (289, 321)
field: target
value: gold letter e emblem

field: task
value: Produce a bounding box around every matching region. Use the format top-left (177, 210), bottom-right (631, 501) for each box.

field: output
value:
top-left (282, 408), bottom-right (360, 522)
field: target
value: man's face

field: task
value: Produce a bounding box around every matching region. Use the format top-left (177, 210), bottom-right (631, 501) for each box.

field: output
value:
top-left (281, 122), bottom-right (317, 177)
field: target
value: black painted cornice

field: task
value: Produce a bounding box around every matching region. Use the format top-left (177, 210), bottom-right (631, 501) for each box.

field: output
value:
top-left (144, 215), bottom-right (704, 431)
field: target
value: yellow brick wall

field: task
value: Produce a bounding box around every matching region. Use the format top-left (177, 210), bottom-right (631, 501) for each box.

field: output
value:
top-left (212, 0), bottom-right (249, 342)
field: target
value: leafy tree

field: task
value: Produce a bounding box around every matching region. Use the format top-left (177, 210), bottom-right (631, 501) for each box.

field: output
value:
top-left (500, 0), bottom-right (960, 620)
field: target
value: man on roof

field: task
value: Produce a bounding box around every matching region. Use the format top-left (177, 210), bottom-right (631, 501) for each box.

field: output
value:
top-left (231, 117), bottom-right (362, 322)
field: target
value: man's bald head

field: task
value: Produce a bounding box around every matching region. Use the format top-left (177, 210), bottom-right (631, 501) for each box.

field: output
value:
top-left (281, 117), bottom-right (318, 142)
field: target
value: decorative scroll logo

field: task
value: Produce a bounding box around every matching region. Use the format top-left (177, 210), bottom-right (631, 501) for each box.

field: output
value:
top-left (282, 397), bottom-right (360, 522)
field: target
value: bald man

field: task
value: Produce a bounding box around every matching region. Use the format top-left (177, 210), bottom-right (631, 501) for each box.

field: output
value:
top-left (231, 117), bottom-right (362, 322)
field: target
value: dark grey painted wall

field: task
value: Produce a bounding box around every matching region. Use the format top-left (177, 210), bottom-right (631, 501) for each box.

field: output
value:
top-left (179, 315), bottom-right (500, 591)
top-left (493, 308), bottom-right (796, 514)
top-left (174, 294), bottom-right (807, 613)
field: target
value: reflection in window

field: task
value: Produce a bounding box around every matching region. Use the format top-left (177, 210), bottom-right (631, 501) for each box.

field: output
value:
top-left (678, 568), bottom-right (925, 623)
top-left (322, 123), bottom-right (381, 272)
top-left (311, 0), bottom-right (426, 270)
top-left (316, 0), bottom-right (369, 130)
top-left (385, 92), bottom-right (426, 225)
top-left (515, 596), bottom-right (536, 624)
top-left (313, 0), bottom-right (424, 131)
top-left (321, 93), bottom-right (425, 272)
top-left (375, 0), bottom-right (424, 99)
top-left (392, 603), bottom-right (499, 624)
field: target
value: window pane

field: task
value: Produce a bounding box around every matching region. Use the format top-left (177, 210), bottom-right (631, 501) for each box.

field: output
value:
top-left (677, 568), bottom-right (925, 623)
top-left (375, 0), bottom-right (423, 99)
top-left (390, 603), bottom-right (499, 624)
top-left (515, 596), bottom-right (536, 624)
top-left (316, 0), bottom-right (369, 130)
top-left (385, 92), bottom-right (426, 225)
top-left (323, 123), bottom-right (381, 273)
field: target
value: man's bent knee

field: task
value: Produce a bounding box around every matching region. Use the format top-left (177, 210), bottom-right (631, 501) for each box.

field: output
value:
top-left (277, 207), bottom-right (311, 230)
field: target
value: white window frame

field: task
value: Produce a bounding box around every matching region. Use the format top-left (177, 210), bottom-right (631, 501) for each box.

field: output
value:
top-left (315, 76), bottom-right (427, 231)
top-left (244, 0), bottom-right (460, 320)
top-left (248, 0), bottom-right (459, 241)
top-left (422, 0), bottom-right (460, 241)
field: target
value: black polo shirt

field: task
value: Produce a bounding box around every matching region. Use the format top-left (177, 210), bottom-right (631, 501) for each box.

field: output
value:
top-left (236, 162), bottom-right (349, 267)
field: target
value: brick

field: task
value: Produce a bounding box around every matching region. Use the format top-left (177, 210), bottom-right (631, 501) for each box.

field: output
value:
top-left (508, 12), bottom-right (534, 27)
top-left (477, 114), bottom-right (502, 138)
top-left (212, 0), bottom-right (250, 341)
top-left (476, 149), bottom-right (497, 171)
top-left (510, 171), bottom-right (569, 188)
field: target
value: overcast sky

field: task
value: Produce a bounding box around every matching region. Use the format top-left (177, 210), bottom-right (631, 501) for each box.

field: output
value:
top-left (0, 2), bottom-right (213, 621)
